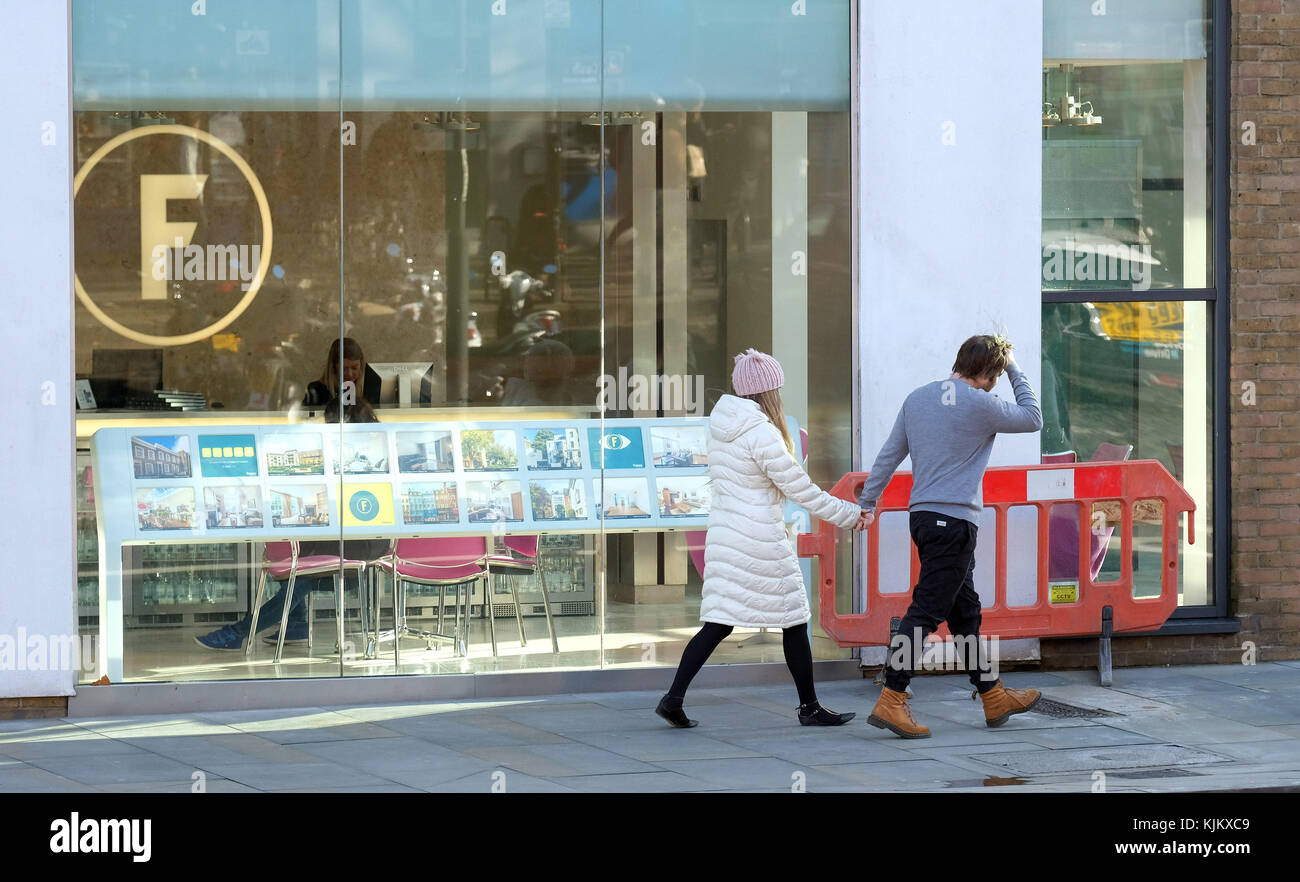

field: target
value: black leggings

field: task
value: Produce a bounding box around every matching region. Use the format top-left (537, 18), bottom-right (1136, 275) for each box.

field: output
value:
top-left (667, 622), bottom-right (817, 706)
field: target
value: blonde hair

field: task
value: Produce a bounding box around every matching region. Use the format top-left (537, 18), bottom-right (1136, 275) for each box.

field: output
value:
top-left (743, 388), bottom-right (795, 457)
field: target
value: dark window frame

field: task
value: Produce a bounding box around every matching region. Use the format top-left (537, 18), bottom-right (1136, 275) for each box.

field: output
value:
top-left (1039, 0), bottom-right (1230, 624)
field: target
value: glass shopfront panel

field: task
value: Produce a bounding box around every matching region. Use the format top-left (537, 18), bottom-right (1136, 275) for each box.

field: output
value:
top-left (72, 0), bottom-right (856, 683)
top-left (1041, 0), bottom-right (1217, 608)
top-left (73, 0), bottom-right (347, 681)
top-left (1040, 301), bottom-right (1214, 605)
top-left (1042, 0), bottom-right (1212, 293)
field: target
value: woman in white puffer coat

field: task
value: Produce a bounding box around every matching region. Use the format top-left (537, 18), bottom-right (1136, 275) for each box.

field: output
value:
top-left (656, 349), bottom-right (869, 728)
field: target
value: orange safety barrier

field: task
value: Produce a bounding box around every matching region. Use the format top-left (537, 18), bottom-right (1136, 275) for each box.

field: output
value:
top-left (797, 461), bottom-right (1196, 683)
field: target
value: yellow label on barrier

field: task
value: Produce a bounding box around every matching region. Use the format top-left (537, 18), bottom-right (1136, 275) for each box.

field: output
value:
top-left (1050, 581), bottom-right (1079, 604)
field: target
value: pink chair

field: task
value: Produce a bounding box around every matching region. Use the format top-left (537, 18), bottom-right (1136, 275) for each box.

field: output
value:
top-left (372, 537), bottom-right (488, 660)
top-left (1046, 442), bottom-right (1134, 582)
top-left (246, 541), bottom-right (370, 663)
top-left (486, 535), bottom-right (560, 654)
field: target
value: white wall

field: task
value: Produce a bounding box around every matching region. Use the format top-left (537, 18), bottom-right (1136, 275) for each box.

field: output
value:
top-left (0, 0), bottom-right (76, 698)
top-left (857, 0), bottom-right (1044, 653)
top-left (859, 0), bottom-right (1043, 469)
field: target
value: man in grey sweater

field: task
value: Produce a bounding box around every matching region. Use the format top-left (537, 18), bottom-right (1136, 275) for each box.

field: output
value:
top-left (858, 334), bottom-right (1045, 738)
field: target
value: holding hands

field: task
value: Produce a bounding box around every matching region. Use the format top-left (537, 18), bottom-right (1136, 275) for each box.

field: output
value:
top-left (853, 509), bottom-right (875, 532)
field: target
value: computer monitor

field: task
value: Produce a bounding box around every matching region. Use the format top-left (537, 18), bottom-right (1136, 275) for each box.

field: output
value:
top-left (89, 349), bottom-right (164, 409)
top-left (369, 362), bottom-right (434, 408)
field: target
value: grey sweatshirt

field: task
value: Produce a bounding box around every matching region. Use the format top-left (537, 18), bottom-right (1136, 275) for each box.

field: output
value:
top-left (857, 362), bottom-right (1043, 524)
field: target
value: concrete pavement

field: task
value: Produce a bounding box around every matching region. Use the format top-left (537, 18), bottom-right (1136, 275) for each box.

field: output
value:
top-left (2, 662), bottom-right (1299, 793)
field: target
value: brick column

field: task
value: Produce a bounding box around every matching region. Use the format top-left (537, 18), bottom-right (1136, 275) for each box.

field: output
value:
top-left (1228, 0), bottom-right (1300, 661)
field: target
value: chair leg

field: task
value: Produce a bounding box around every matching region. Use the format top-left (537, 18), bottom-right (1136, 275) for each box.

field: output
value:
top-left (453, 581), bottom-right (463, 654)
top-left (507, 570), bottom-right (527, 648)
top-left (486, 570), bottom-right (499, 657)
top-left (355, 567), bottom-right (368, 643)
top-left (307, 591), bottom-right (314, 648)
top-left (393, 575), bottom-right (402, 669)
top-left (245, 565), bottom-right (269, 658)
top-left (536, 558), bottom-right (559, 654)
top-left (274, 571), bottom-right (299, 664)
top-left (457, 582), bottom-right (469, 658)
top-left (357, 566), bottom-right (376, 660)
top-left (334, 571), bottom-right (345, 660)
top-left (438, 583), bottom-right (447, 638)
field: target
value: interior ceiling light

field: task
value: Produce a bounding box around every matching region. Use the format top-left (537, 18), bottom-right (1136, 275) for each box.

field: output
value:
top-left (1043, 63), bottom-right (1102, 128)
top-left (582, 111), bottom-right (643, 126)
top-left (412, 112), bottom-right (479, 132)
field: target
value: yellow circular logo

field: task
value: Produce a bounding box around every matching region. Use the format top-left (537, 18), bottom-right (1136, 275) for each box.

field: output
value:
top-left (72, 124), bottom-right (273, 347)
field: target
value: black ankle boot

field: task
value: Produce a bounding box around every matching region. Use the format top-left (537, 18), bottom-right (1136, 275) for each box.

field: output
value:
top-left (656, 694), bottom-right (698, 728)
top-left (798, 701), bottom-right (855, 726)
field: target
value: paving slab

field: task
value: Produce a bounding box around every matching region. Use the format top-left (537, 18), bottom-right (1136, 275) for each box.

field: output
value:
top-left (654, 757), bottom-right (857, 791)
top-left (1194, 738), bottom-right (1300, 764)
top-left (811, 758), bottom-right (979, 790)
top-left (1011, 725), bottom-right (1160, 750)
top-left (556, 770), bottom-right (718, 793)
top-left (981, 743), bottom-right (1232, 776)
top-left (0, 735), bottom-right (152, 762)
top-left (198, 761), bottom-right (400, 791)
top-left (115, 733), bottom-right (323, 767)
top-left (565, 729), bottom-right (764, 762)
top-left (290, 736), bottom-right (495, 777)
top-left (25, 752), bottom-right (202, 787)
top-left (710, 731), bottom-right (916, 766)
top-left (424, 770), bottom-right (577, 793)
top-left (369, 713), bottom-right (571, 747)
top-left (0, 766), bottom-right (100, 792)
top-left (460, 742), bottom-right (660, 777)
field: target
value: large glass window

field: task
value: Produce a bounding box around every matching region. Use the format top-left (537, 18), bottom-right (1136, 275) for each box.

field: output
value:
top-left (71, 0), bottom-right (855, 683)
top-left (1041, 0), bottom-right (1217, 608)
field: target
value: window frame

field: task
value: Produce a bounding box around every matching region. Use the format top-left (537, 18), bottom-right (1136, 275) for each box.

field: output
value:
top-left (1039, 0), bottom-right (1231, 624)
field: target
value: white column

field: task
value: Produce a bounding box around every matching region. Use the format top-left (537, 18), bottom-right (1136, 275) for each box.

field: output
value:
top-left (859, 2), bottom-right (1042, 468)
top-left (858, 1), bottom-right (1043, 661)
top-left (1181, 58), bottom-right (1209, 605)
top-left (772, 111), bottom-right (809, 429)
top-left (0, 0), bottom-right (76, 698)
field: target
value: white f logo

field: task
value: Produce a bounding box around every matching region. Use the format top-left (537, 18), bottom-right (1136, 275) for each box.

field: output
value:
top-left (141, 174), bottom-right (207, 300)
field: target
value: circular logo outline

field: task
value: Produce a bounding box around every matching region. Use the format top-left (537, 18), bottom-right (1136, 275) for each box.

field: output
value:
top-left (72, 124), bottom-right (274, 347)
top-left (349, 490), bottom-right (380, 522)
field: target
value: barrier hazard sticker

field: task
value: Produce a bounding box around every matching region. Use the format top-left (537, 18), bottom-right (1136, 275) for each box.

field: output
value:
top-left (1049, 580), bottom-right (1079, 604)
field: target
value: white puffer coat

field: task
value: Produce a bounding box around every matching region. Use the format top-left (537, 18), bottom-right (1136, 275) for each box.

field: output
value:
top-left (701, 394), bottom-right (862, 628)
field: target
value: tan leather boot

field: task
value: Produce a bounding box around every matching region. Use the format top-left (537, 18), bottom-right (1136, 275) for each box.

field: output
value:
top-left (867, 687), bottom-right (931, 739)
top-left (976, 679), bottom-right (1041, 728)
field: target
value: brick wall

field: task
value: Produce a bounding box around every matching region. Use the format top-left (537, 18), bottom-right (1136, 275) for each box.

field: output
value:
top-left (1223, 0), bottom-right (1300, 662)
top-left (1042, 1), bottom-right (1300, 670)
top-left (0, 697), bottom-right (68, 720)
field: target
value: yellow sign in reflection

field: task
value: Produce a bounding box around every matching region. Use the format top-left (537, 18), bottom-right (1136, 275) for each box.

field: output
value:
top-left (1091, 302), bottom-right (1184, 345)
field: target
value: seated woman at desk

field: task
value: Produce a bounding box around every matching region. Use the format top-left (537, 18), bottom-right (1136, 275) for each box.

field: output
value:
top-left (303, 336), bottom-right (382, 411)
top-left (196, 338), bottom-right (386, 651)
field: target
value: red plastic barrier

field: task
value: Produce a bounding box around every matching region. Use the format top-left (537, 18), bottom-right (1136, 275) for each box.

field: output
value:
top-left (797, 461), bottom-right (1196, 647)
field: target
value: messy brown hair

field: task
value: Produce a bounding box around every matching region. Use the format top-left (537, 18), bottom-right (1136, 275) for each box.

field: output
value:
top-left (952, 334), bottom-right (1013, 381)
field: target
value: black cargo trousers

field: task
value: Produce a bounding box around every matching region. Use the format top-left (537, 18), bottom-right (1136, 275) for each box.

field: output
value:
top-left (883, 510), bottom-right (996, 694)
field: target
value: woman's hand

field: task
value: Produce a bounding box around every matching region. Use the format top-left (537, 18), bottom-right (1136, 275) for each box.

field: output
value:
top-left (853, 509), bottom-right (875, 531)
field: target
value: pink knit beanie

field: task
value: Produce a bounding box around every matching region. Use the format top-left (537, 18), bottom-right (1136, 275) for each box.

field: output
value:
top-left (731, 348), bottom-right (784, 396)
